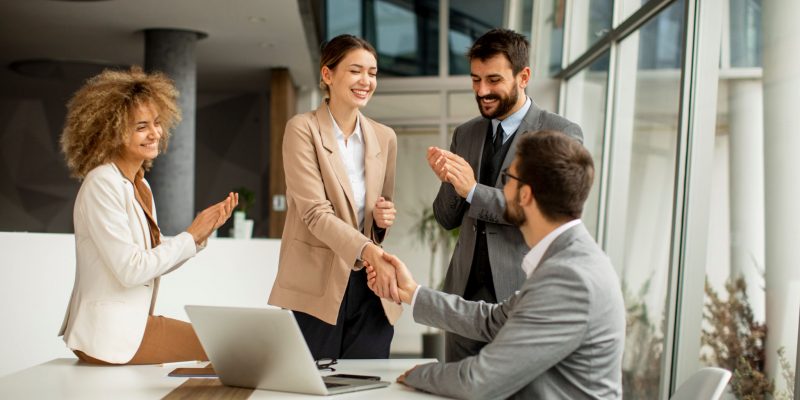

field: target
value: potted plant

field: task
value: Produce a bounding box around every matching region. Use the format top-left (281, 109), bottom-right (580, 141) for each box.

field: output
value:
top-left (411, 205), bottom-right (458, 361)
top-left (232, 187), bottom-right (255, 239)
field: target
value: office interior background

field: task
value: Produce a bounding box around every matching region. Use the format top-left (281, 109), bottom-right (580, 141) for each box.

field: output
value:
top-left (1, 0), bottom-right (798, 398)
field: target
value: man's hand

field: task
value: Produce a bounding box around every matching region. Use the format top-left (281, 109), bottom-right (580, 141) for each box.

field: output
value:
top-left (426, 147), bottom-right (448, 182)
top-left (442, 152), bottom-right (477, 198)
top-left (366, 252), bottom-right (418, 304)
top-left (396, 365), bottom-right (420, 386)
top-left (361, 243), bottom-right (400, 303)
top-left (372, 196), bottom-right (396, 229)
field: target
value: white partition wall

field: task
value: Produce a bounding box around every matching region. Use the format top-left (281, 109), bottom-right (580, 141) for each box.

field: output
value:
top-left (0, 233), bottom-right (281, 377)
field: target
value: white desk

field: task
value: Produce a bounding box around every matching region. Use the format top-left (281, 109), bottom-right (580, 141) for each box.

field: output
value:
top-left (0, 358), bottom-right (445, 399)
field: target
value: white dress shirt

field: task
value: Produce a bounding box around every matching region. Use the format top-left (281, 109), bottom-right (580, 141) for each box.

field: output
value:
top-left (329, 109), bottom-right (366, 231)
top-left (521, 219), bottom-right (582, 277)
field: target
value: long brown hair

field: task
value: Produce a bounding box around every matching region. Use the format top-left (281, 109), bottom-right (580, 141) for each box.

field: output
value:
top-left (319, 34), bottom-right (378, 93)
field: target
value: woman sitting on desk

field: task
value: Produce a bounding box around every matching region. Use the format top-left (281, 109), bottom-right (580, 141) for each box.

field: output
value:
top-left (58, 67), bottom-right (237, 365)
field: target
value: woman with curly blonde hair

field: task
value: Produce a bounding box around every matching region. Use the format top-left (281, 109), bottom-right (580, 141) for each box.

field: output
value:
top-left (58, 66), bottom-right (238, 365)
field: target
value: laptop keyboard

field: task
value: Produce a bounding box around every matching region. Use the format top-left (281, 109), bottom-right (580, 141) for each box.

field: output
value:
top-left (325, 382), bottom-right (347, 389)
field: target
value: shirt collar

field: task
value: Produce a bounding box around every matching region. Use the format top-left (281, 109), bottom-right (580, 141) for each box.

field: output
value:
top-left (328, 107), bottom-right (363, 144)
top-left (521, 219), bottom-right (582, 278)
top-left (491, 96), bottom-right (532, 138)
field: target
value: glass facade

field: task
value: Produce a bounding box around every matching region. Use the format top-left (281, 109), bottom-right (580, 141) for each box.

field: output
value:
top-left (325, 0), bottom-right (439, 76)
top-left (729, 0), bottom-right (762, 67)
top-left (448, 0), bottom-right (505, 75)
top-left (564, 52), bottom-right (609, 237)
top-left (567, 0), bottom-right (613, 62)
top-left (327, 0), bottom-right (792, 397)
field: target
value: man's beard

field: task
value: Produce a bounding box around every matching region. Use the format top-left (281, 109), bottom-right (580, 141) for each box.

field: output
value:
top-left (476, 87), bottom-right (519, 119)
top-left (503, 190), bottom-right (526, 227)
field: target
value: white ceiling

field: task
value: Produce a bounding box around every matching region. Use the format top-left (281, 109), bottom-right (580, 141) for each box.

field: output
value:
top-left (0, 0), bottom-right (317, 93)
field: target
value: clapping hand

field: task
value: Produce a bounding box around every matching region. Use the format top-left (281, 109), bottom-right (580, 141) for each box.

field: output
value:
top-left (372, 196), bottom-right (396, 229)
top-left (426, 147), bottom-right (476, 199)
top-left (186, 192), bottom-right (238, 245)
top-left (426, 147), bottom-right (448, 182)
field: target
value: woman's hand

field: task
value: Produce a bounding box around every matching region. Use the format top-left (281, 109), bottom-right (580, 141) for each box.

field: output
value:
top-left (186, 192), bottom-right (238, 244)
top-left (372, 196), bottom-right (396, 229)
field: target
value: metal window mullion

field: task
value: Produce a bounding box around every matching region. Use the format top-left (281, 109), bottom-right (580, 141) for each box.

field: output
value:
top-left (596, 42), bottom-right (618, 247)
top-left (664, 0), bottom-right (723, 397)
top-left (558, 0), bottom-right (677, 80)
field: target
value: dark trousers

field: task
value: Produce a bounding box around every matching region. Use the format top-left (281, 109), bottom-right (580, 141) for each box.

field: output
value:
top-left (293, 268), bottom-right (393, 360)
top-left (447, 229), bottom-right (497, 362)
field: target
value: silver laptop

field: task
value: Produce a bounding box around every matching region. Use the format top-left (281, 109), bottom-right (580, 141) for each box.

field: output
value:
top-left (184, 305), bottom-right (391, 395)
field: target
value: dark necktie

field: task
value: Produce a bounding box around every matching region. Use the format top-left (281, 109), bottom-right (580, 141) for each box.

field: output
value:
top-left (493, 123), bottom-right (504, 155)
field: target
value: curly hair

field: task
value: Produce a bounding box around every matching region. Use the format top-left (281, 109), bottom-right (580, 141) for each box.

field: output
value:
top-left (60, 66), bottom-right (181, 178)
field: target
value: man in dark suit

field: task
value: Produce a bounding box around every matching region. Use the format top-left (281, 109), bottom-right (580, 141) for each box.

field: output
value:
top-left (427, 29), bottom-right (583, 361)
top-left (369, 131), bottom-right (625, 399)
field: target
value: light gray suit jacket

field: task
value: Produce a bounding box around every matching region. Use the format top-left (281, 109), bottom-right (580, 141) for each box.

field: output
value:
top-left (434, 99), bottom-right (583, 302)
top-left (406, 223), bottom-right (625, 399)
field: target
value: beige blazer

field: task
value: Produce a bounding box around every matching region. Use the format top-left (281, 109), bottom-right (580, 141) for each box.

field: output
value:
top-left (58, 163), bottom-right (199, 363)
top-left (268, 102), bottom-right (402, 325)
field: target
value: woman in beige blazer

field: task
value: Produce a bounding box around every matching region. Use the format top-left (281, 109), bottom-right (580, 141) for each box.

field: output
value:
top-left (58, 67), bottom-right (237, 364)
top-left (268, 35), bottom-right (402, 359)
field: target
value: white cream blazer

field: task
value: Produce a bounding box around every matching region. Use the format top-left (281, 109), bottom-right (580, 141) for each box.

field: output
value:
top-left (58, 163), bottom-right (199, 363)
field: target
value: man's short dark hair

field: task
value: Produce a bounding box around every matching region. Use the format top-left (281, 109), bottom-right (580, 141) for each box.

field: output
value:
top-left (468, 28), bottom-right (529, 75)
top-left (515, 130), bottom-right (594, 222)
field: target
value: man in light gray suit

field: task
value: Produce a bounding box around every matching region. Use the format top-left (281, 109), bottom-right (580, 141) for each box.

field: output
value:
top-left (369, 130), bottom-right (625, 399)
top-left (427, 29), bottom-right (583, 361)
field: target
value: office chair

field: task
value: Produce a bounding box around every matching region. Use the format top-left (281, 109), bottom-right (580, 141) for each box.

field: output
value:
top-left (670, 367), bottom-right (732, 400)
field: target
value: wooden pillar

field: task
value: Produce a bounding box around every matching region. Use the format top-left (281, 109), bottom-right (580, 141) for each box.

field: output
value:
top-left (268, 68), bottom-right (295, 237)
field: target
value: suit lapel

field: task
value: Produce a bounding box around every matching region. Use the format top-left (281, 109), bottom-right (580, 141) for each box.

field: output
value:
top-left (495, 100), bottom-right (544, 186)
top-left (316, 103), bottom-right (358, 222)
top-left (361, 113), bottom-right (382, 233)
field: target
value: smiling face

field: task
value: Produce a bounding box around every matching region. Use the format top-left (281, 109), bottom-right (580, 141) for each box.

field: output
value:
top-left (121, 102), bottom-right (162, 166)
top-left (471, 54), bottom-right (530, 120)
top-left (321, 48), bottom-right (377, 110)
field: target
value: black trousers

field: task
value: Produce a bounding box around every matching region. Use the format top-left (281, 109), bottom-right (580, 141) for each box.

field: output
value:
top-left (293, 268), bottom-right (393, 360)
top-left (448, 229), bottom-right (496, 362)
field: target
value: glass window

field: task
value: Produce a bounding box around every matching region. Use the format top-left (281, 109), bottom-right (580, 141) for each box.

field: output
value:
top-left (728, 0), bottom-right (762, 67)
top-left (448, 0), bottom-right (505, 75)
top-left (539, 0), bottom-right (566, 75)
top-left (325, 0), bottom-right (439, 77)
top-left (564, 52), bottom-right (610, 238)
top-left (605, 1), bottom-right (685, 398)
top-left (326, 0), bottom-right (362, 38)
top-left (567, 0), bottom-right (614, 62)
top-left (619, 0), bottom-right (661, 22)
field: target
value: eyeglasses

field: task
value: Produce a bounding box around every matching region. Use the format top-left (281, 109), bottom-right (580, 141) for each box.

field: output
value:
top-left (500, 168), bottom-right (523, 186)
top-left (315, 358), bottom-right (338, 372)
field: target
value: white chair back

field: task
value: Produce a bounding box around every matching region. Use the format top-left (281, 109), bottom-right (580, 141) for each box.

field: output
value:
top-left (670, 367), bottom-right (732, 400)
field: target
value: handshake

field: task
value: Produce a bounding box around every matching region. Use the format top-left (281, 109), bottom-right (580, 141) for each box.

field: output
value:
top-left (360, 244), bottom-right (418, 305)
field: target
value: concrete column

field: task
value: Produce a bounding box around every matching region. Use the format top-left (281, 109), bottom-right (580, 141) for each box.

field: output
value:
top-left (762, 0), bottom-right (800, 391)
top-left (727, 79), bottom-right (765, 322)
top-left (144, 29), bottom-right (205, 235)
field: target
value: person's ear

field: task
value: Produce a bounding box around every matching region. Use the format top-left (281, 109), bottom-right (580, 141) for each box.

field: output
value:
top-left (519, 183), bottom-right (533, 205)
top-left (517, 66), bottom-right (531, 89)
top-left (321, 66), bottom-right (334, 86)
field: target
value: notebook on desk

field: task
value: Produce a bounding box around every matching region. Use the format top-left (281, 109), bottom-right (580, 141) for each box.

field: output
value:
top-left (184, 305), bottom-right (390, 395)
